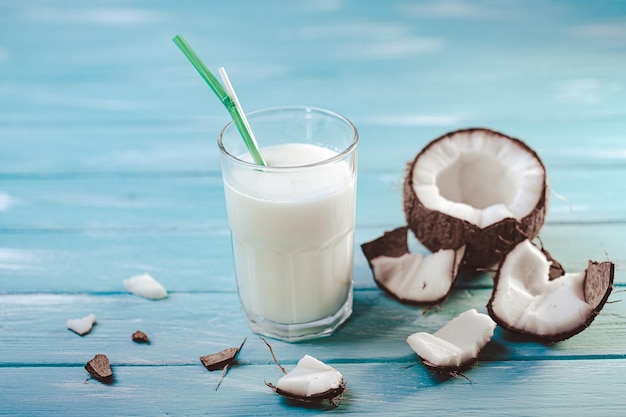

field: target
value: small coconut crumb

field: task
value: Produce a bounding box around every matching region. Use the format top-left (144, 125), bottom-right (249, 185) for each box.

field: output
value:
top-left (67, 313), bottom-right (96, 336)
top-left (123, 273), bottom-right (168, 300)
top-left (407, 309), bottom-right (496, 369)
top-left (132, 330), bottom-right (150, 344)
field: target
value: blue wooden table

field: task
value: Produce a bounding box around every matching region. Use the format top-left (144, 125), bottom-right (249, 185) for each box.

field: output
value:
top-left (2, 1), bottom-right (625, 415)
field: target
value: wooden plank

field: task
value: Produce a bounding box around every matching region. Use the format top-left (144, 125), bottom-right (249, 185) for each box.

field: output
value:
top-left (0, 173), bottom-right (405, 229)
top-left (1, 289), bottom-right (623, 366)
top-left (1, 359), bottom-right (625, 416)
top-left (1, 167), bottom-right (626, 231)
top-left (1, 6), bottom-right (625, 176)
top-left (1, 222), bottom-right (623, 294)
top-left (2, 120), bottom-right (626, 174)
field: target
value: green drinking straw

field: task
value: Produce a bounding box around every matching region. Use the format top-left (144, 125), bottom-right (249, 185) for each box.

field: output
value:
top-left (172, 34), bottom-right (267, 166)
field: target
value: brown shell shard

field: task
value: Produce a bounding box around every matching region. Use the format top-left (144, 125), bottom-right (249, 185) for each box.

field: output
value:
top-left (85, 354), bottom-right (113, 384)
top-left (200, 347), bottom-right (240, 371)
top-left (361, 226), bottom-right (409, 263)
top-left (584, 261), bottom-right (614, 308)
top-left (132, 330), bottom-right (150, 344)
top-left (200, 337), bottom-right (246, 372)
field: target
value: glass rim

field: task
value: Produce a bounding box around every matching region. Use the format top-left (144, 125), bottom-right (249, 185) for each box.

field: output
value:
top-left (217, 105), bottom-right (358, 171)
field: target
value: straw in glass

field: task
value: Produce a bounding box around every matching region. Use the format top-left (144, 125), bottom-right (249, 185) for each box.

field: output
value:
top-left (218, 67), bottom-right (263, 160)
top-left (172, 34), bottom-right (267, 166)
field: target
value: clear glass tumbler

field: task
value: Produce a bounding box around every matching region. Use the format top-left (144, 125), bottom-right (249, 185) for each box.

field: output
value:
top-left (218, 106), bottom-right (358, 341)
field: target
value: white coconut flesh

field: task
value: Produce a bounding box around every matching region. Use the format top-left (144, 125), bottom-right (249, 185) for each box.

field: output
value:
top-left (67, 313), bottom-right (96, 336)
top-left (123, 273), bottom-right (168, 300)
top-left (370, 246), bottom-right (465, 303)
top-left (406, 309), bottom-right (496, 368)
top-left (412, 130), bottom-right (545, 228)
top-left (275, 355), bottom-right (343, 398)
top-left (490, 240), bottom-right (595, 337)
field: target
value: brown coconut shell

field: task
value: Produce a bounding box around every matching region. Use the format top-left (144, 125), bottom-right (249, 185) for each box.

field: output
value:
top-left (266, 381), bottom-right (346, 406)
top-left (361, 226), bottom-right (410, 264)
top-left (541, 246), bottom-right (566, 280)
top-left (421, 358), bottom-right (479, 375)
top-left (487, 243), bottom-right (615, 343)
top-left (85, 353), bottom-right (113, 384)
top-left (403, 127), bottom-right (548, 270)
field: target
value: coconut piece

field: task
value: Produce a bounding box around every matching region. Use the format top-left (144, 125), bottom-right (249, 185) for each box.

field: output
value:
top-left (361, 226), bottom-right (465, 304)
top-left (200, 338), bottom-right (247, 390)
top-left (267, 355), bottom-right (346, 406)
top-left (403, 128), bottom-right (548, 269)
top-left (123, 273), bottom-right (168, 300)
top-left (85, 354), bottom-right (113, 384)
top-left (67, 313), bottom-right (96, 336)
top-left (200, 346), bottom-right (240, 371)
top-left (488, 239), bottom-right (615, 343)
top-left (132, 330), bottom-right (150, 344)
top-left (407, 309), bottom-right (496, 372)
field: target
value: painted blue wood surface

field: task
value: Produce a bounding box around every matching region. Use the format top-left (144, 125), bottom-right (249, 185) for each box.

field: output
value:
top-left (1, 1), bottom-right (626, 415)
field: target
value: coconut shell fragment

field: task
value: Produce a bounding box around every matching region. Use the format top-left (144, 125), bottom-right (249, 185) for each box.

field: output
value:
top-left (200, 347), bottom-right (240, 371)
top-left (403, 128), bottom-right (548, 269)
top-left (488, 240), bottom-right (615, 343)
top-left (132, 330), bottom-right (150, 344)
top-left (361, 226), bottom-right (410, 261)
top-left (361, 227), bottom-right (465, 305)
top-left (85, 354), bottom-right (113, 384)
top-left (266, 355), bottom-right (346, 407)
top-left (200, 337), bottom-right (246, 372)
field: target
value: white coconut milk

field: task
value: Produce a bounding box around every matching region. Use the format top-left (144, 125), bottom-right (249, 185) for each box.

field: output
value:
top-left (223, 143), bottom-right (356, 324)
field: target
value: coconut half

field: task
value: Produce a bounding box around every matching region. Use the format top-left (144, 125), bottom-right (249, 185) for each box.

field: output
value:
top-left (361, 227), bottom-right (465, 304)
top-left (403, 128), bottom-right (548, 269)
top-left (488, 239), bottom-right (615, 343)
top-left (406, 309), bottom-right (496, 372)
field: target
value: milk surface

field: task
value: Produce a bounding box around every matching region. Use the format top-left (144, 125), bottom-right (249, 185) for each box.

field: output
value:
top-left (224, 143), bottom-right (356, 324)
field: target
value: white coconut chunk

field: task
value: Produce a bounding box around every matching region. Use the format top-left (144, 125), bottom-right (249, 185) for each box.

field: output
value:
top-left (123, 273), bottom-right (168, 300)
top-left (371, 246), bottom-right (465, 303)
top-left (67, 313), bottom-right (96, 336)
top-left (491, 240), bottom-right (593, 336)
top-left (407, 309), bottom-right (496, 368)
top-left (275, 355), bottom-right (343, 398)
top-left (413, 130), bottom-right (544, 227)
top-left (406, 333), bottom-right (464, 367)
